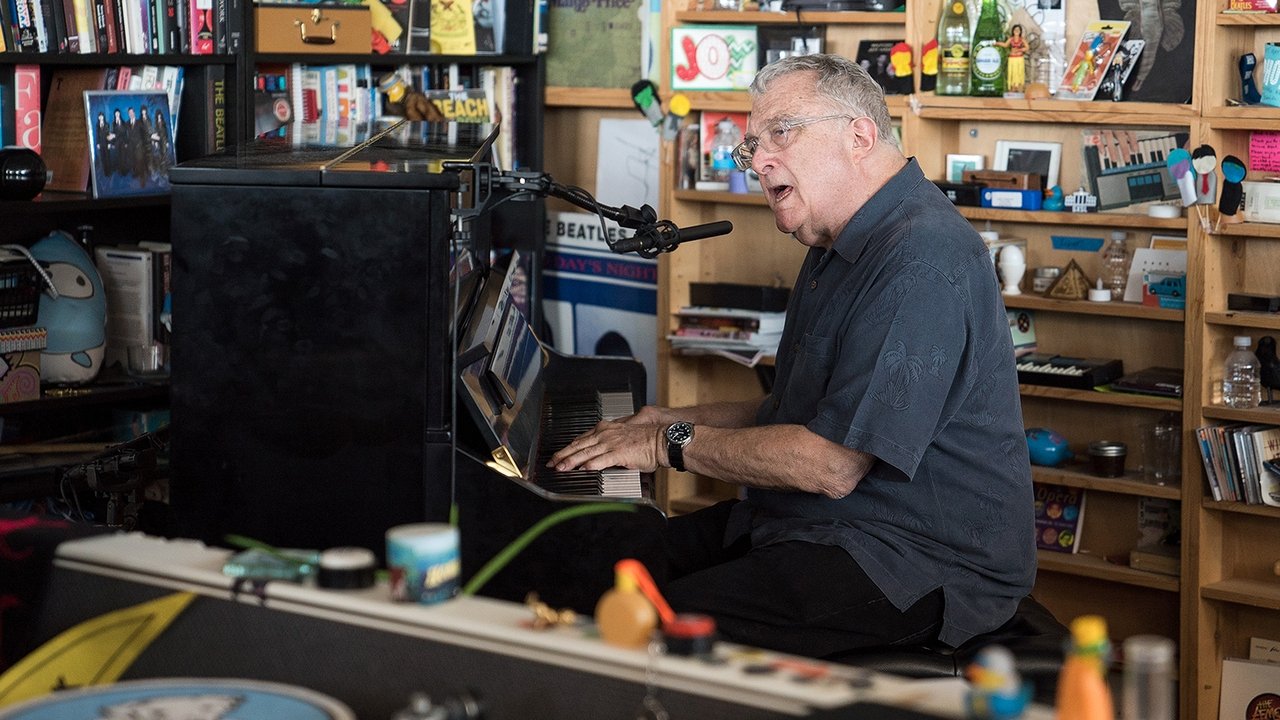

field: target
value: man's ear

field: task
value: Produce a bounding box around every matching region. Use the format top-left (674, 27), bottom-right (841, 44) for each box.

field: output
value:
top-left (849, 116), bottom-right (879, 153)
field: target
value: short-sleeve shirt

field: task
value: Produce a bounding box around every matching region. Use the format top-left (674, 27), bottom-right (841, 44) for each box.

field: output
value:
top-left (737, 158), bottom-right (1036, 647)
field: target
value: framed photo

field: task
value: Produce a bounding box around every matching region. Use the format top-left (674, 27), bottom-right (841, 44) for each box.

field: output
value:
top-left (671, 25), bottom-right (758, 91)
top-left (756, 24), bottom-right (823, 68)
top-left (994, 140), bottom-right (1061, 189)
top-left (946, 153), bottom-right (985, 183)
top-left (84, 90), bottom-right (175, 199)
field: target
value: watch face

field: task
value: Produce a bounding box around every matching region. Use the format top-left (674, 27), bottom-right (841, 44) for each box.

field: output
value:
top-left (667, 422), bottom-right (693, 445)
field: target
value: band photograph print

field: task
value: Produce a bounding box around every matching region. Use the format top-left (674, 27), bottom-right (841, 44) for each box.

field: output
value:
top-left (85, 90), bottom-right (176, 199)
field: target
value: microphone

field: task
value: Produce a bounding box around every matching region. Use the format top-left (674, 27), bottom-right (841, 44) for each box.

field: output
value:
top-left (611, 220), bottom-right (733, 257)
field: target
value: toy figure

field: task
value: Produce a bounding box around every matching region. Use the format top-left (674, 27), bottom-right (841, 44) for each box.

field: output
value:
top-left (29, 231), bottom-right (107, 384)
top-left (1216, 155), bottom-right (1247, 231)
top-left (1001, 24), bottom-right (1028, 94)
top-left (965, 645), bottom-right (1032, 719)
top-left (1241, 53), bottom-right (1262, 105)
top-left (1191, 144), bottom-right (1219, 231)
top-left (1043, 185), bottom-right (1065, 211)
top-left (377, 71), bottom-right (446, 122)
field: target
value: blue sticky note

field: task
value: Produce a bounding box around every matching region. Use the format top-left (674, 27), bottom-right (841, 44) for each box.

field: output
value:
top-left (1051, 236), bottom-right (1105, 252)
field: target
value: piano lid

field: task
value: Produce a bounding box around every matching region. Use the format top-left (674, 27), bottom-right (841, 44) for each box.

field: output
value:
top-left (169, 119), bottom-right (500, 189)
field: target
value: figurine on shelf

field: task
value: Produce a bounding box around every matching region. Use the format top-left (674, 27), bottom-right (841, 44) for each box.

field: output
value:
top-left (377, 71), bottom-right (446, 122)
top-left (1064, 187), bottom-right (1098, 213)
top-left (1042, 185), bottom-right (1065, 211)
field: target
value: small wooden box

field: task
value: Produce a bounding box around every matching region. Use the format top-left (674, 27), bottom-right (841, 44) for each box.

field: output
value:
top-left (254, 5), bottom-right (371, 54)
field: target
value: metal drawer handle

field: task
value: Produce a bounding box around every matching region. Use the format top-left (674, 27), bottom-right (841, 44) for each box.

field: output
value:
top-left (295, 9), bottom-right (339, 45)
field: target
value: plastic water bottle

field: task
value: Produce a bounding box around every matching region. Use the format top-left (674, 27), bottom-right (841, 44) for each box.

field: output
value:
top-left (709, 117), bottom-right (742, 183)
top-left (1223, 335), bottom-right (1262, 409)
top-left (1101, 231), bottom-right (1129, 301)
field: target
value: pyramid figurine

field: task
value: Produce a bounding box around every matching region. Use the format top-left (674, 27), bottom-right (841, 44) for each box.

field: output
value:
top-left (1046, 259), bottom-right (1092, 300)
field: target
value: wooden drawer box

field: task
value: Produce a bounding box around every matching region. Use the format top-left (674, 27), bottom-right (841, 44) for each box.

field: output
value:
top-left (254, 5), bottom-right (371, 54)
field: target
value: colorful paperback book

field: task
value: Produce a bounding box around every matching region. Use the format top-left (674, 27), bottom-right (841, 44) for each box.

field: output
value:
top-left (14, 65), bottom-right (41, 153)
top-left (1033, 482), bottom-right (1086, 553)
top-left (423, 87), bottom-right (490, 123)
top-left (1057, 21), bottom-right (1130, 101)
top-left (430, 0), bottom-right (474, 54)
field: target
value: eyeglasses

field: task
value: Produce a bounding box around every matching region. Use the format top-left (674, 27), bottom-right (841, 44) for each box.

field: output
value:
top-left (731, 114), bottom-right (854, 170)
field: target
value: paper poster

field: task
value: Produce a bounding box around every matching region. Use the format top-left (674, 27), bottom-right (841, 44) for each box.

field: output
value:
top-left (1250, 131), bottom-right (1280, 174)
top-left (671, 25), bottom-right (758, 91)
top-left (546, 0), bottom-right (645, 88)
top-left (595, 118), bottom-right (659, 212)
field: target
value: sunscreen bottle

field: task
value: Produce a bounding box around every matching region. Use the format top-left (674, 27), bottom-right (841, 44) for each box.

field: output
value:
top-left (1056, 614), bottom-right (1115, 720)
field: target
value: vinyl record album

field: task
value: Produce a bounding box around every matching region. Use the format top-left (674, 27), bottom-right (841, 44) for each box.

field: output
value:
top-left (0, 678), bottom-right (355, 720)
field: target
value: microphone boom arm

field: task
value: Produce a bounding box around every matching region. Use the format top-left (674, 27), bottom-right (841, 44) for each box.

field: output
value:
top-left (444, 163), bottom-right (732, 258)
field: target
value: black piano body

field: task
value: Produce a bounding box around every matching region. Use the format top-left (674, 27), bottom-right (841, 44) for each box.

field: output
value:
top-left (167, 125), bottom-right (665, 613)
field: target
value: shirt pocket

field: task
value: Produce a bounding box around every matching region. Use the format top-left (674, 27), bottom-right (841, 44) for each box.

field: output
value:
top-left (778, 332), bottom-right (837, 418)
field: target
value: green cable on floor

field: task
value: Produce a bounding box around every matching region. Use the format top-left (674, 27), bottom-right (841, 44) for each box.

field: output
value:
top-left (460, 502), bottom-right (638, 596)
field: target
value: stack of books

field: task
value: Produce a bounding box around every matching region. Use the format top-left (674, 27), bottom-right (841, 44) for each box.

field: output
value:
top-left (668, 306), bottom-right (785, 364)
top-left (1195, 422), bottom-right (1280, 505)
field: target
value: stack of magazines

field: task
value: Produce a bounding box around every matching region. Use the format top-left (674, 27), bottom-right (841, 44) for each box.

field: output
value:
top-left (668, 306), bottom-right (785, 366)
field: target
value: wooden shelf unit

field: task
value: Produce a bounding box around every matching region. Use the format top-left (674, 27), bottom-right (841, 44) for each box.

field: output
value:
top-left (1192, 5), bottom-right (1280, 713)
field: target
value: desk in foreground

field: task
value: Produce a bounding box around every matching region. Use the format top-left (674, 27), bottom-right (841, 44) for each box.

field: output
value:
top-left (24, 533), bottom-right (1054, 720)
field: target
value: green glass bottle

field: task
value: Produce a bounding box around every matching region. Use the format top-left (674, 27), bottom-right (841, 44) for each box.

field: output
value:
top-left (936, 0), bottom-right (970, 95)
top-left (969, 0), bottom-right (1007, 97)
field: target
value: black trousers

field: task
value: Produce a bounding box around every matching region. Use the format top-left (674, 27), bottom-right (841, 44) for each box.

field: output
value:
top-left (657, 500), bottom-right (945, 660)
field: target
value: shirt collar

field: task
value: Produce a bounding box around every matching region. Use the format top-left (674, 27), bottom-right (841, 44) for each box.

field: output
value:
top-left (831, 157), bottom-right (925, 262)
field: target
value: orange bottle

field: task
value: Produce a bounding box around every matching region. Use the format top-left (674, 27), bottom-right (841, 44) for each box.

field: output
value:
top-left (1056, 615), bottom-right (1116, 720)
top-left (595, 564), bottom-right (658, 649)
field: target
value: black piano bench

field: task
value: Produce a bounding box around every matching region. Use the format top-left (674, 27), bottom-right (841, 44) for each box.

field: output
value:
top-left (828, 595), bottom-right (1068, 704)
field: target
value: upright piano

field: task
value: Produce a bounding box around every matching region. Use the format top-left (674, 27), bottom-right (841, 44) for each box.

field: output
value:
top-left (168, 123), bottom-right (664, 613)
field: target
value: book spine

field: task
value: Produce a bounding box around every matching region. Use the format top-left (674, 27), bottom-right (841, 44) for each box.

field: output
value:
top-left (49, 0), bottom-right (70, 52)
top-left (29, 0), bottom-right (49, 51)
top-left (159, 0), bottom-right (175, 52)
top-left (0, 0), bottom-right (11, 51)
top-left (13, 65), bottom-right (40, 153)
top-left (10, 0), bottom-right (38, 51)
top-left (148, 0), bottom-right (162, 52)
top-left (221, 0), bottom-right (237, 53)
top-left (0, 327), bottom-right (48, 353)
top-left (175, 63), bottom-right (223, 159)
top-left (89, 0), bottom-right (108, 53)
top-left (211, 0), bottom-right (222, 53)
top-left (188, 0), bottom-right (211, 54)
top-left (405, 0), bottom-right (429, 54)
top-left (171, 0), bottom-right (186, 53)
top-left (67, 0), bottom-right (89, 51)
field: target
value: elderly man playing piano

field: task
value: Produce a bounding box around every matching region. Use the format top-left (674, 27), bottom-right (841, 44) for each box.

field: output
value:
top-left (549, 54), bottom-right (1035, 659)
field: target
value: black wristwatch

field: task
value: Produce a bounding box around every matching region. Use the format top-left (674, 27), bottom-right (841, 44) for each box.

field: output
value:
top-left (665, 421), bottom-right (694, 472)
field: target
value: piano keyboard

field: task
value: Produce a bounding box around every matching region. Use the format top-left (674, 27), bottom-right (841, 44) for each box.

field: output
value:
top-left (535, 390), bottom-right (642, 499)
top-left (1016, 354), bottom-right (1124, 390)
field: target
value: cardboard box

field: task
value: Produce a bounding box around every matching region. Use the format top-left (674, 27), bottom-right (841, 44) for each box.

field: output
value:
top-left (254, 5), bottom-right (371, 54)
top-left (964, 169), bottom-right (1041, 190)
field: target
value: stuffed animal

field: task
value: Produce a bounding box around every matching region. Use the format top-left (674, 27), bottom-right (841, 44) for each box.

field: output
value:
top-left (30, 231), bottom-right (107, 384)
top-left (377, 71), bottom-right (446, 122)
